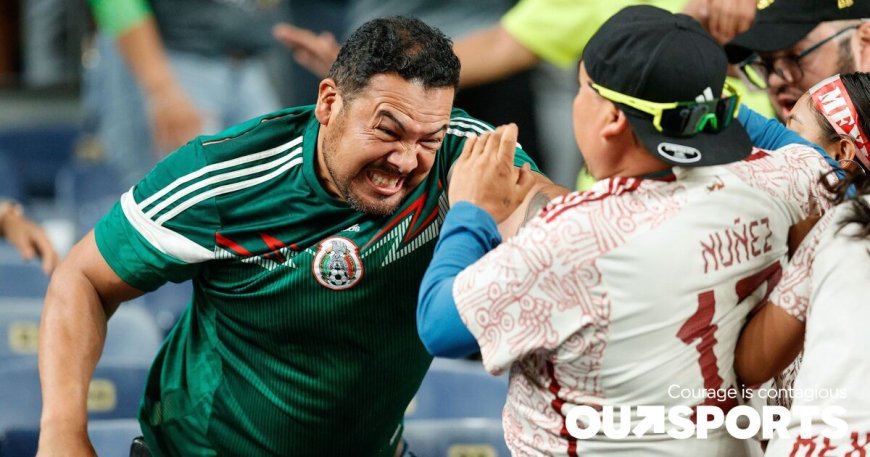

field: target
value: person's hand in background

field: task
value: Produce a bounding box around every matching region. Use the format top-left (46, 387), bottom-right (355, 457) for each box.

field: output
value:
top-left (683, 0), bottom-right (757, 44)
top-left (147, 83), bottom-right (203, 156)
top-left (273, 23), bottom-right (340, 79)
top-left (0, 202), bottom-right (59, 274)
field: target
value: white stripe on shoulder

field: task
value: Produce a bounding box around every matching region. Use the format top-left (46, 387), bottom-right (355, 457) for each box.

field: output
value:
top-left (145, 146), bottom-right (302, 218)
top-left (120, 189), bottom-right (214, 263)
top-left (139, 135), bottom-right (303, 210)
top-left (448, 120), bottom-right (490, 135)
top-left (446, 128), bottom-right (477, 138)
top-left (155, 156), bottom-right (303, 225)
top-left (450, 117), bottom-right (494, 132)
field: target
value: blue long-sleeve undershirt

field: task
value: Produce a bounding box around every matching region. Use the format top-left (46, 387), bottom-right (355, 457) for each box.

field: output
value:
top-left (417, 202), bottom-right (500, 358)
top-left (738, 106), bottom-right (842, 173)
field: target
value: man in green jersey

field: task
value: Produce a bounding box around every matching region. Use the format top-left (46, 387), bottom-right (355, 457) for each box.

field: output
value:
top-left (36, 16), bottom-right (561, 457)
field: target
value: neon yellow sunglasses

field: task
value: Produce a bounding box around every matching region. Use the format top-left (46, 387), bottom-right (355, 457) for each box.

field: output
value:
top-left (588, 81), bottom-right (741, 137)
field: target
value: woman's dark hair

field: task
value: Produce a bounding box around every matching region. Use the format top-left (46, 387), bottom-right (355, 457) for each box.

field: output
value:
top-left (816, 72), bottom-right (870, 239)
top-left (810, 72), bottom-right (870, 148)
top-left (326, 16), bottom-right (460, 101)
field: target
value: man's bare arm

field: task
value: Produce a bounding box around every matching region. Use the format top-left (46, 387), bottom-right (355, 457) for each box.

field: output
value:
top-left (37, 231), bottom-right (143, 456)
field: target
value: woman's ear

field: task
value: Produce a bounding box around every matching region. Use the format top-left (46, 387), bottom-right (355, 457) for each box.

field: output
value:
top-left (835, 136), bottom-right (857, 162)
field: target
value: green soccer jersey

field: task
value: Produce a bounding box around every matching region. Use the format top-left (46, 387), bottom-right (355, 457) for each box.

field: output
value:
top-left (95, 105), bottom-right (538, 456)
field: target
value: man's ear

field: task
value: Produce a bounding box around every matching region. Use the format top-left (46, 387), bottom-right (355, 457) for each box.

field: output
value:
top-left (315, 79), bottom-right (341, 125)
top-left (854, 22), bottom-right (870, 72)
top-left (601, 106), bottom-right (630, 139)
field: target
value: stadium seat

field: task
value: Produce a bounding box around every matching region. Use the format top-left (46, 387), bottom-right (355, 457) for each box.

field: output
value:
top-left (142, 281), bottom-right (193, 334)
top-left (0, 260), bottom-right (49, 299)
top-left (55, 160), bottom-right (125, 236)
top-left (405, 358), bottom-right (507, 420)
top-left (0, 302), bottom-right (163, 364)
top-left (0, 427), bottom-right (38, 457)
top-left (0, 150), bottom-right (23, 201)
top-left (0, 359), bottom-right (150, 436)
top-left (0, 124), bottom-right (79, 199)
top-left (88, 419), bottom-right (143, 457)
top-left (404, 418), bottom-right (510, 457)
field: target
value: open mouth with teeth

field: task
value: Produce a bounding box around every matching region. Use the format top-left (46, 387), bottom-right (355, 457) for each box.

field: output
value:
top-left (776, 94), bottom-right (799, 118)
top-left (366, 169), bottom-right (405, 196)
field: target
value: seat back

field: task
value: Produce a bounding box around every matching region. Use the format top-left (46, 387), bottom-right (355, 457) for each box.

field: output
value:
top-left (405, 358), bottom-right (507, 420)
top-left (403, 418), bottom-right (510, 457)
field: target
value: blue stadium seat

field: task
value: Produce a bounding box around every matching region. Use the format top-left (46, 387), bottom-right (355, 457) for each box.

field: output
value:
top-left (405, 358), bottom-right (508, 420)
top-left (0, 427), bottom-right (38, 457)
top-left (0, 302), bottom-right (163, 365)
top-left (0, 150), bottom-right (23, 201)
top-left (0, 359), bottom-right (150, 436)
top-left (88, 419), bottom-right (142, 457)
top-left (0, 300), bottom-right (43, 362)
top-left (404, 418), bottom-right (510, 457)
top-left (142, 281), bottom-right (193, 334)
top-left (0, 260), bottom-right (49, 298)
top-left (0, 124), bottom-right (80, 199)
top-left (55, 160), bottom-right (125, 236)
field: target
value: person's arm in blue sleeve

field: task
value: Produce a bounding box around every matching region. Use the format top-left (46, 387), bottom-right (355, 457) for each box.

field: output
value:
top-left (417, 202), bottom-right (501, 358)
top-left (738, 105), bottom-right (842, 174)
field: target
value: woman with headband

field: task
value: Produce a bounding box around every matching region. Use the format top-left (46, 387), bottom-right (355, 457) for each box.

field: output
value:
top-left (735, 73), bottom-right (870, 455)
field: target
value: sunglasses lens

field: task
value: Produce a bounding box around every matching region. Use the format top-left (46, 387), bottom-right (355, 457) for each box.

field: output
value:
top-left (658, 95), bottom-right (738, 136)
top-left (660, 106), bottom-right (693, 135)
top-left (660, 105), bottom-right (707, 136)
top-left (713, 96), bottom-right (738, 130)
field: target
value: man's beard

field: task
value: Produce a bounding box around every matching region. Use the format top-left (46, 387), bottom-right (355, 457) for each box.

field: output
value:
top-left (321, 113), bottom-right (403, 218)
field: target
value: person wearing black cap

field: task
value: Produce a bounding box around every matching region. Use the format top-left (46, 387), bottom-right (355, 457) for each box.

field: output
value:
top-left (726, 0), bottom-right (870, 120)
top-left (415, 5), bottom-right (835, 455)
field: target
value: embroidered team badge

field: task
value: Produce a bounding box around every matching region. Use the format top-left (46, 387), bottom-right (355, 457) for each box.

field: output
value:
top-left (312, 237), bottom-right (363, 290)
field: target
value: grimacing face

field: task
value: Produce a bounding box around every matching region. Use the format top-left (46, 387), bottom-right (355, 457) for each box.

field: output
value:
top-left (316, 74), bottom-right (455, 217)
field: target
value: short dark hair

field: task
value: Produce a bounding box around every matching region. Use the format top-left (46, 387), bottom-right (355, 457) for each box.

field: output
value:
top-left (326, 16), bottom-right (460, 100)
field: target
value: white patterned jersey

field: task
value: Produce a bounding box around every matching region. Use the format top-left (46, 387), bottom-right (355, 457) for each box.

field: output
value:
top-left (765, 196), bottom-right (870, 457)
top-left (453, 146), bottom-right (832, 456)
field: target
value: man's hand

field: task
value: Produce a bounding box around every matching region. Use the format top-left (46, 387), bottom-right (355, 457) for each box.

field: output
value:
top-left (273, 23), bottom-right (340, 79)
top-left (683, 0), bottom-right (756, 44)
top-left (147, 84), bottom-right (203, 156)
top-left (0, 204), bottom-right (59, 274)
top-left (448, 124), bottom-right (535, 223)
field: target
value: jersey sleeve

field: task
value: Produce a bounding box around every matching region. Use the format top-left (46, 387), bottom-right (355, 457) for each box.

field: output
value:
top-left (95, 140), bottom-right (220, 291)
top-left (441, 108), bottom-right (540, 185)
top-left (89, 0), bottom-right (152, 37)
top-left (768, 209), bottom-right (835, 322)
top-left (452, 191), bottom-right (602, 374)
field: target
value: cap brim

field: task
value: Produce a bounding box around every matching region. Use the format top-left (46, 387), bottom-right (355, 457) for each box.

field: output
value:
top-left (725, 22), bottom-right (817, 63)
top-left (624, 110), bottom-right (753, 167)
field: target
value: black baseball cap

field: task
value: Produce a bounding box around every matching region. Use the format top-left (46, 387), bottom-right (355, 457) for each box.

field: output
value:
top-left (726, 0), bottom-right (870, 63)
top-left (582, 5), bottom-right (752, 167)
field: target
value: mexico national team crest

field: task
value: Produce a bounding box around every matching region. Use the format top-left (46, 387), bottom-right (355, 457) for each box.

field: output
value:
top-left (312, 237), bottom-right (363, 290)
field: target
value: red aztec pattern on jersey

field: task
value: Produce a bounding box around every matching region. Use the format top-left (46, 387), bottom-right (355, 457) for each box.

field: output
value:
top-left (772, 211), bottom-right (834, 323)
top-left (456, 177), bottom-right (688, 455)
top-left (728, 146), bottom-right (832, 217)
